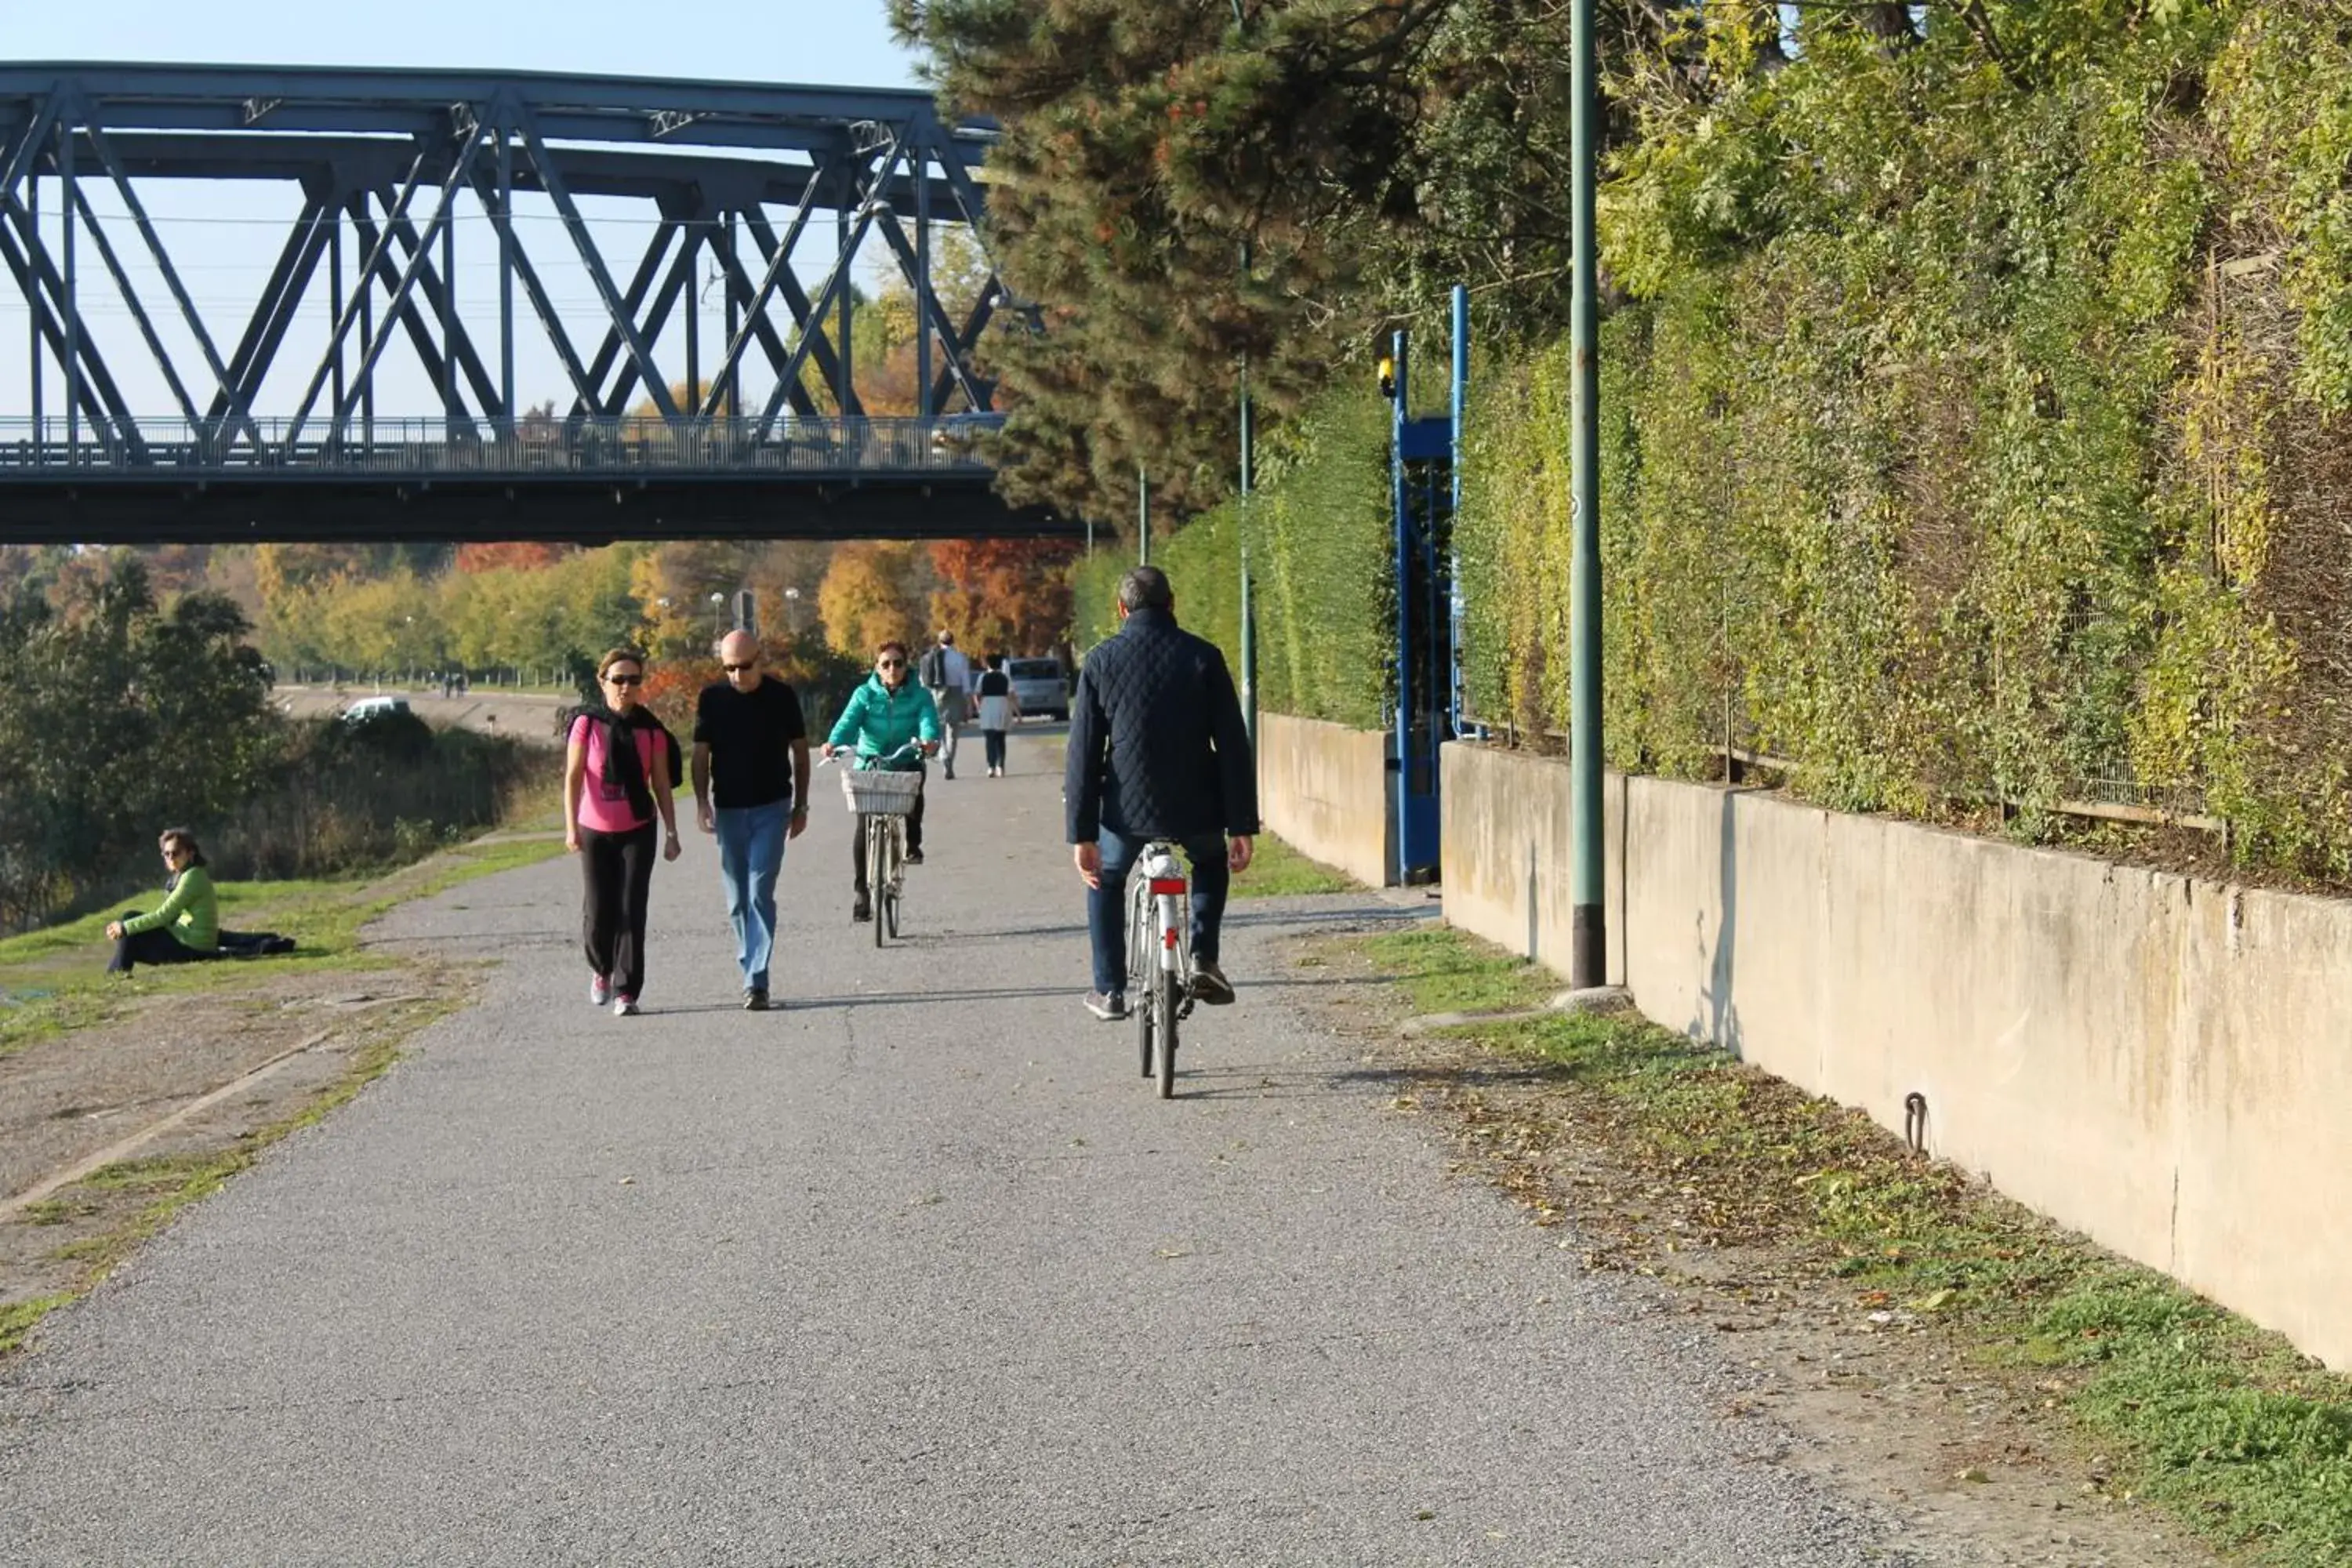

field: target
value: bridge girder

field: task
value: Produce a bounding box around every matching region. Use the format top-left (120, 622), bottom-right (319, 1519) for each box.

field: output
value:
top-left (0, 63), bottom-right (1047, 544)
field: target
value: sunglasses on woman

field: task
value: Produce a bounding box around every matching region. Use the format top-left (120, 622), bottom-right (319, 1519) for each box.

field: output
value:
top-left (604, 672), bottom-right (644, 687)
top-left (877, 658), bottom-right (905, 669)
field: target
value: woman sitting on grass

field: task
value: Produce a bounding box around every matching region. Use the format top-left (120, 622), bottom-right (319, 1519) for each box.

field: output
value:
top-left (105, 828), bottom-right (220, 975)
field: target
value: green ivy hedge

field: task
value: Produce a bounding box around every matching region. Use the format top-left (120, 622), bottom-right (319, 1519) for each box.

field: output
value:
top-left (1073, 390), bottom-right (1392, 731)
top-left (1458, 2), bottom-right (2352, 881)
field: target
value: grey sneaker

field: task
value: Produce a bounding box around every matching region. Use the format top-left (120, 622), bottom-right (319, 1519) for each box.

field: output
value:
top-left (612, 996), bottom-right (639, 1017)
top-left (589, 974), bottom-right (612, 1007)
top-left (1084, 989), bottom-right (1128, 1021)
top-left (1189, 964), bottom-right (1236, 1006)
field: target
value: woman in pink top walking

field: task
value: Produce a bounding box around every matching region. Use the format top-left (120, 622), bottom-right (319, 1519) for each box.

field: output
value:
top-left (564, 647), bottom-right (683, 1014)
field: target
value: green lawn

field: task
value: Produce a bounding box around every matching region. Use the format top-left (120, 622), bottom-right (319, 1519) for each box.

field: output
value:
top-left (1229, 833), bottom-right (1358, 898)
top-left (0, 835), bottom-right (565, 1062)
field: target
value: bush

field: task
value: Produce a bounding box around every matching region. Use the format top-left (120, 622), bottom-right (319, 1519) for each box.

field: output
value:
top-left (1457, 2), bottom-right (2352, 881)
top-left (1073, 387), bottom-right (1394, 731)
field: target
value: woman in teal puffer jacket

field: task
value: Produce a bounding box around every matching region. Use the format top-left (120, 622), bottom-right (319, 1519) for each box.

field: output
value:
top-left (822, 640), bottom-right (942, 920)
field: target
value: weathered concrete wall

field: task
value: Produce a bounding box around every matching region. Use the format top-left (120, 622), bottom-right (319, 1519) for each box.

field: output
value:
top-left (1439, 742), bottom-right (1626, 982)
top-left (1258, 713), bottom-right (1391, 887)
top-left (1440, 740), bottom-right (2352, 1370)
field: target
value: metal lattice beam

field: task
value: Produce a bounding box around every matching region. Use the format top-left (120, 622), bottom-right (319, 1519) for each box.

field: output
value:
top-left (0, 66), bottom-right (1024, 488)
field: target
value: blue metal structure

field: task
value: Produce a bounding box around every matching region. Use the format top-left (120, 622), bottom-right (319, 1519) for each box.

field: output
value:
top-left (1387, 325), bottom-right (1459, 885)
top-left (0, 64), bottom-right (1067, 543)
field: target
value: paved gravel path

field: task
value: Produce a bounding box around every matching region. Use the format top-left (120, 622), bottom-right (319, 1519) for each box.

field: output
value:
top-left (0, 735), bottom-right (1926, 1566)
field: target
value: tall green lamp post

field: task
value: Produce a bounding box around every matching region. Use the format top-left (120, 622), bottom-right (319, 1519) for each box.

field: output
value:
top-left (1568, 0), bottom-right (1607, 991)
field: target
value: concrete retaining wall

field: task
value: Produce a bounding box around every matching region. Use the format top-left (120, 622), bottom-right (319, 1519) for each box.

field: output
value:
top-left (1258, 713), bottom-right (1391, 887)
top-left (1440, 740), bottom-right (2352, 1370)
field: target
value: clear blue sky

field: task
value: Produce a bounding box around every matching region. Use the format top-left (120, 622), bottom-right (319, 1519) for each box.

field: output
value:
top-left (10, 1), bottom-right (923, 89)
top-left (1, 2), bottom-right (935, 422)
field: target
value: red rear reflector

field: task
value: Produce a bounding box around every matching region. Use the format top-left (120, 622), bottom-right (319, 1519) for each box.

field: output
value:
top-left (1148, 878), bottom-right (1188, 895)
top-left (1163, 929), bottom-right (1179, 949)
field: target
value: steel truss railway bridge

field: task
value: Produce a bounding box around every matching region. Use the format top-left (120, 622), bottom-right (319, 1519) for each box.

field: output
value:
top-left (0, 63), bottom-right (1069, 543)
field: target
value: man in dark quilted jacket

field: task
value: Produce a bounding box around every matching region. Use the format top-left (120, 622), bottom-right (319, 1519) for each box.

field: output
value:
top-left (1065, 565), bottom-right (1259, 1020)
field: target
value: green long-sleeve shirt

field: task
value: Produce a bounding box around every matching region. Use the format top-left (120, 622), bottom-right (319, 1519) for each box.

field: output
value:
top-left (123, 867), bottom-right (219, 951)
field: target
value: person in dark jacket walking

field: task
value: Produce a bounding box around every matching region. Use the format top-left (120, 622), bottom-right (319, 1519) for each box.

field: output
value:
top-left (1064, 565), bottom-right (1258, 1020)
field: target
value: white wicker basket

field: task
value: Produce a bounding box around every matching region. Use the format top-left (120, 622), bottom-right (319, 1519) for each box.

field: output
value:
top-left (840, 766), bottom-right (924, 815)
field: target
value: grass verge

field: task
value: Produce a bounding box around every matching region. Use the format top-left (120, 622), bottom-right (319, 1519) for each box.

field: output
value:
top-left (1231, 833), bottom-right (1359, 898)
top-left (0, 833), bottom-right (563, 1063)
top-left (0, 993), bottom-right (466, 1361)
top-left (1353, 924), bottom-right (2352, 1566)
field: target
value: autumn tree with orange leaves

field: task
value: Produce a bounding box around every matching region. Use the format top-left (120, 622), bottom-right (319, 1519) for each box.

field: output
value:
top-left (927, 540), bottom-right (1078, 658)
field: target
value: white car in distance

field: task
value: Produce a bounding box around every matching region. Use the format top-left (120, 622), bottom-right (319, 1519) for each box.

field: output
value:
top-left (1004, 658), bottom-right (1069, 723)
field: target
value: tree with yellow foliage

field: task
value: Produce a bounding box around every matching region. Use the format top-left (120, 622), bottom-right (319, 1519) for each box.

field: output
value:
top-left (817, 542), bottom-right (925, 657)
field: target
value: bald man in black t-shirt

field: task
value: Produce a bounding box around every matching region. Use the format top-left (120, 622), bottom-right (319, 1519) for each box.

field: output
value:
top-left (692, 630), bottom-right (810, 1011)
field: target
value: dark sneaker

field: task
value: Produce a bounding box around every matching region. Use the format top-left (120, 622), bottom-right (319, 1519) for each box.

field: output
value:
top-left (904, 848), bottom-right (925, 866)
top-left (1084, 989), bottom-right (1128, 1021)
top-left (744, 988), bottom-right (770, 1011)
top-left (852, 895), bottom-right (872, 923)
top-left (1189, 964), bottom-right (1236, 1006)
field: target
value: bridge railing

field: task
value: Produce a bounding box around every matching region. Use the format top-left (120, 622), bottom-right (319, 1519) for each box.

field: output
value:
top-left (0, 415), bottom-right (1007, 480)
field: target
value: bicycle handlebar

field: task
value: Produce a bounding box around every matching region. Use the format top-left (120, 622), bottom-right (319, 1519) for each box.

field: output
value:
top-left (819, 740), bottom-right (927, 768)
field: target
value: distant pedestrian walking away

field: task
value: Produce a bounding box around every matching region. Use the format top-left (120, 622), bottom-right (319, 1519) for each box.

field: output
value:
top-left (975, 651), bottom-right (1021, 777)
top-left (564, 647), bottom-right (683, 1016)
top-left (692, 630), bottom-right (811, 1011)
top-left (106, 829), bottom-right (221, 975)
top-left (920, 629), bottom-right (975, 779)
top-left (1065, 566), bottom-right (1258, 1022)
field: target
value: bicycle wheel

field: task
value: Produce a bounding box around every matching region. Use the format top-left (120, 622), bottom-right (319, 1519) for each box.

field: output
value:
top-left (884, 823), bottom-right (903, 940)
top-left (867, 816), bottom-right (888, 949)
top-left (1130, 880), bottom-right (1154, 1077)
top-left (1155, 965), bottom-right (1180, 1099)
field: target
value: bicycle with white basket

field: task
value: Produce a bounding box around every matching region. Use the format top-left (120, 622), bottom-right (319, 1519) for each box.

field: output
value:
top-left (1126, 840), bottom-right (1196, 1098)
top-left (822, 741), bottom-right (926, 946)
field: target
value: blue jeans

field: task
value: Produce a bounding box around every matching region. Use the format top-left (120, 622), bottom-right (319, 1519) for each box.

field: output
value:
top-left (1087, 829), bottom-right (1230, 996)
top-left (716, 801), bottom-right (789, 990)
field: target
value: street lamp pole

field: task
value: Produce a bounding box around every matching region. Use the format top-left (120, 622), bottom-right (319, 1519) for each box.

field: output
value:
top-left (1568, 0), bottom-right (1606, 990)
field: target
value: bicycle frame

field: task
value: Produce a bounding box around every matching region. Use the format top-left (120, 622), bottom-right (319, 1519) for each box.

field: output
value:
top-left (1127, 840), bottom-right (1195, 1098)
top-left (1136, 844), bottom-right (1194, 992)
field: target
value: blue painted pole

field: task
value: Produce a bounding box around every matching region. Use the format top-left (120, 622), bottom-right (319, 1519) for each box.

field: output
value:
top-left (1450, 282), bottom-right (1469, 739)
top-left (1391, 325), bottom-right (1411, 885)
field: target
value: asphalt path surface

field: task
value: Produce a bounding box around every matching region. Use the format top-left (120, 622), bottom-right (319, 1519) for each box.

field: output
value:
top-left (0, 733), bottom-right (1923, 1566)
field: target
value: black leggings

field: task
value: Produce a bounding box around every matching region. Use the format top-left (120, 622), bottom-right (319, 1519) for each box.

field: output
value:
top-left (851, 795), bottom-right (924, 895)
top-left (982, 729), bottom-right (1007, 771)
top-left (580, 822), bottom-right (658, 999)
top-left (108, 912), bottom-right (215, 975)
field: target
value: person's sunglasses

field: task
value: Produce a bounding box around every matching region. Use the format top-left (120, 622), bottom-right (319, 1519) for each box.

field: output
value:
top-left (604, 672), bottom-right (644, 687)
top-left (723, 662), bottom-right (755, 673)
top-left (877, 658), bottom-right (904, 669)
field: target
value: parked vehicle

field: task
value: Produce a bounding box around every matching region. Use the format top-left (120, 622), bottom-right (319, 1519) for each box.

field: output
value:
top-left (341, 695), bottom-right (412, 724)
top-left (927, 411), bottom-right (1006, 458)
top-left (1006, 657), bottom-right (1069, 722)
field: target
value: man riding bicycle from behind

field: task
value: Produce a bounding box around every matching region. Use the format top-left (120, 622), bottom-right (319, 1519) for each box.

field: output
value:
top-left (823, 641), bottom-right (941, 923)
top-left (1065, 566), bottom-right (1258, 1021)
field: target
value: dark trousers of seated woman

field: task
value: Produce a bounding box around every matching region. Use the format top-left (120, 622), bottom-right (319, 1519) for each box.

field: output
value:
top-left (108, 913), bottom-right (212, 975)
top-left (579, 822), bottom-right (658, 999)
top-left (851, 793), bottom-right (924, 895)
